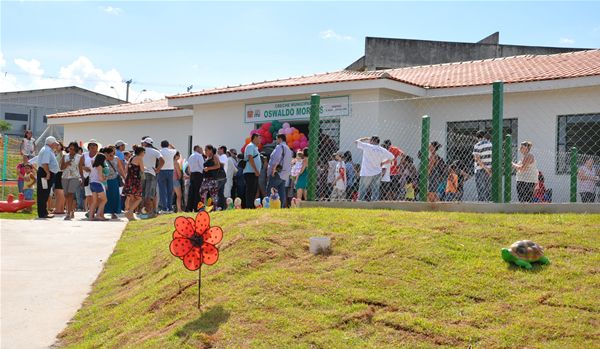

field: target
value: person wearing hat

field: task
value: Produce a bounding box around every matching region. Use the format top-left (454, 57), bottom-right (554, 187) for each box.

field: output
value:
top-left (36, 136), bottom-right (60, 218)
top-left (79, 139), bottom-right (100, 211)
top-left (141, 137), bottom-right (164, 218)
top-left (115, 140), bottom-right (127, 163)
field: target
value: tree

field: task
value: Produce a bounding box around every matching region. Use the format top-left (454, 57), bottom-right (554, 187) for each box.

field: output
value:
top-left (0, 120), bottom-right (12, 133)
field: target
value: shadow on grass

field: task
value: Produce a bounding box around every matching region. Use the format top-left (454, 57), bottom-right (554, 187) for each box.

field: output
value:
top-left (175, 305), bottom-right (230, 337)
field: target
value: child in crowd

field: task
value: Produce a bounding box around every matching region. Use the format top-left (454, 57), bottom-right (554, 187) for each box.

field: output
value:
top-left (533, 171), bottom-right (550, 203)
top-left (16, 156), bottom-right (28, 193)
top-left (23, 164), bottom-right (36, 201)
top-left (331, 152), bottom-right (346, 201)
top-left (269, 187), bottom-right (281, 208)
top-left (445, 163), bottom-right (459, 201)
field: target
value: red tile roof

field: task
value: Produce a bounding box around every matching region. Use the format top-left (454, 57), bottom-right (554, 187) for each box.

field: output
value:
top-left (168, 49), bottom-right (600, 99)
top-left (48, 99), bottom-right (181, 118)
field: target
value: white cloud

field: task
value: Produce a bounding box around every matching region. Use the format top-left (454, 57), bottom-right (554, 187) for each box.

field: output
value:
top-left (559, 37), bottom-right (575, 45)
top-left (319, 29), bottom-right (352, 41)
top-left (0, 52), bottom-right (165, 101)
top-left (101, 6), bottom-right (123, 15)
top-left (0, 52), bottom-right (18, 92)
top-left (14, 58), bottom-right (44, 76)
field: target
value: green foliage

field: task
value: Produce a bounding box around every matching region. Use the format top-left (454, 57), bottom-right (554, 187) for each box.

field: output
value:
top-left (57, 209), bottom-right (600, 348)
top-left (0, 120), bottom-right (12, 132)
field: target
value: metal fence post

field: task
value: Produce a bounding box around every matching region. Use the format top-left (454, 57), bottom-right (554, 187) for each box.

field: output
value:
top-left (503, 134), bottom-right (512, 203)
top-left (570, 147), bottom-right (578, 203)
top-left (307, 94), bottom-right (320, 201)
top-left (491, 81), bottom-right (504, 203)
top-left (2, 135), bottom-right (7, 199)
top-left (418, 115), bottom-right (430, 202)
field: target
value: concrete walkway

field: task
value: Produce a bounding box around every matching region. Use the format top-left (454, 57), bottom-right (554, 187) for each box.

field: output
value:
top-left (1, 213), bottom-right (127, 349)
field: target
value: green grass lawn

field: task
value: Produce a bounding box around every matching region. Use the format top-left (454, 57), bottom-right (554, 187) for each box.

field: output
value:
top-left (57, 208), bottom-right (600, 348)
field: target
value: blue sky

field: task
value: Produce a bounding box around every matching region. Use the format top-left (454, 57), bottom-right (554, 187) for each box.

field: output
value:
top-left (1, 1), bottom-right (599, 101)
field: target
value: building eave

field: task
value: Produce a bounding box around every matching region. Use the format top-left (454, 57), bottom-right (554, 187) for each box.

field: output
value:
top-left (47, 109), bottom-right (193, 125)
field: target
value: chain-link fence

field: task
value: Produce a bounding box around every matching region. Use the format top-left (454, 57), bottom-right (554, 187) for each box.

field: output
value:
top-left (1, 134), bottom-right (27, 179)
top-left (300, 83), bottom-right (600, 204)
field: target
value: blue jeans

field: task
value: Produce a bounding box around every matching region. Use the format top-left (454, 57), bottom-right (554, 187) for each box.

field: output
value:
top-left (267, 175), bottom-right (287, 208)
top-left (18, 179), bottom-right (24, 193)
top-left (475, 170), bottom-right (491, 202)
top-left (358, 174), bottom-right (382, 201)
top-left (157, 170), bottom-right (174, 211)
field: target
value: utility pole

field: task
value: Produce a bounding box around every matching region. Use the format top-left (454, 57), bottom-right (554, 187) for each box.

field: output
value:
top-left (124, 79), bottom-right (133, 102)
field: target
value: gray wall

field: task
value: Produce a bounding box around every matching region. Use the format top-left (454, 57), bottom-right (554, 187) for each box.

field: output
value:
top-left (348, 37), bottom-right (591, 71)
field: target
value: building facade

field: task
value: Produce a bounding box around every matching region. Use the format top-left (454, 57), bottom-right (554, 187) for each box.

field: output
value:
top-left (1, 86), bottom-right (123, 138)
top-left (346, 32), bottom-right (590, 71)
top-left (49, 50), bottom-right (600, 203)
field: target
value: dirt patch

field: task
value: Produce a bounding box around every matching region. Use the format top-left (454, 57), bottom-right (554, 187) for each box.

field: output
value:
top-left (538, 293), bottom-right (598, 313)
top-left (415, 257), bottom-right (439, 267)
top-left (220, 234), bottom-right (244, 251)
top-left (249, 248), bottom-right (280, 268)
top-left (349, 298), bottom-right (390, 309)
top-left (148, 280), bottom-right (196, 312)
top-left (465, 295), bottom-right (486, 303)
top-left (120, 274), bottom-right (144, 287)
top-left (294, 307), bottom-right (377, 339)
top-left (545, 244), bottom-right (597, 253)
top-left (376, 319), bottom-right (464, 346)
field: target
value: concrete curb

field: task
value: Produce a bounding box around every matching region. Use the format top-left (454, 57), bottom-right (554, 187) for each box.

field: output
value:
top-left (300, 201), bottom-right (600, 214)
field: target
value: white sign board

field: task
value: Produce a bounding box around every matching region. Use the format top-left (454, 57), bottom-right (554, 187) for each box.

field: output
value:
top-left (244, 96), bottom-right (350, 123)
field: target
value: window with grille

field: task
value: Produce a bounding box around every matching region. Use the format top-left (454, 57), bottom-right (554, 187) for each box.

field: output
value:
top-left (447, 119), bottom-right (518, 174)
top-left (556, 113), bottom-right (600, 174)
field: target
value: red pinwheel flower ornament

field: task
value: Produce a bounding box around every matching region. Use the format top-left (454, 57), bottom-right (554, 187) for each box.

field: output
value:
top-left (169, 211), bottom-right (223, 308)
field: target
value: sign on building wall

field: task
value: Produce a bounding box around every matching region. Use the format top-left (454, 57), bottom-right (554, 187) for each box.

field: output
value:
top-left (244, 96), bottom-right (350, 123)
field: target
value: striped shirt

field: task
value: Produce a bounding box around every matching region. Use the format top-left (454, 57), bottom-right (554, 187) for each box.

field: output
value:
top-left (473, 139), bottom-right (492, 171)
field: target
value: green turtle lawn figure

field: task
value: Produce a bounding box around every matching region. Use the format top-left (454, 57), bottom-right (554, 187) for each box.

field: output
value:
top-left (502, 240), bottom-right (550, 270)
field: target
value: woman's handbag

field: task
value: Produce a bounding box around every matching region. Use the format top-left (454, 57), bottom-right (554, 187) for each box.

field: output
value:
top-left (107, 160), bottom-right (124, 187)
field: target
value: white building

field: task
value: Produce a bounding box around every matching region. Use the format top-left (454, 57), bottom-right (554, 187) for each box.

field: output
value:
top-left (48, 50), bottom-right (600, 202)
top-left (48, 99), bottom-right (193, 156)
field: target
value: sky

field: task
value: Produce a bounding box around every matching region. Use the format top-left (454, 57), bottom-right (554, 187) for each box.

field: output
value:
top-left (1, 1), bottom-right (599, 102)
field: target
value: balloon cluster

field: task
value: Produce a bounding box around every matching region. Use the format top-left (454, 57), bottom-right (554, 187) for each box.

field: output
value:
top-left (241, 121), bottom-right (309, 153)
top-left (278, 122), bottom-right (308, 151)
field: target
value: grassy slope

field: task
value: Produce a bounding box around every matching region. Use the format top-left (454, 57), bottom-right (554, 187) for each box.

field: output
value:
top-left (58, 209), bottom-right (600, 349)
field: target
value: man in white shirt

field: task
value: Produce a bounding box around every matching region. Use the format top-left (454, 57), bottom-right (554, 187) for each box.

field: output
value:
top-left (355, 135), bottom-right (394, 201)
top-left (141, 138), bottom-right (164, 218)
top-left (186, 145), bottom-right (205, 212)
top-left (37, 136), bottom-right (60, 218)
top-left (215, 146), bottom-right (229, 210)
top-left (158, 140), bottom-right (178, 212)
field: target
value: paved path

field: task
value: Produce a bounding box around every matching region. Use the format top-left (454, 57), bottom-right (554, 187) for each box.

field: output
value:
top-left (1, 213), bottom-right (127, 349)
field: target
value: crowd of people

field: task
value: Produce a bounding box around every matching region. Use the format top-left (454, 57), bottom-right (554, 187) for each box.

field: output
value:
top-left (345, 133), bottom-right (547, 203)
top-left (14, 128), bottom-right (600, 220)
